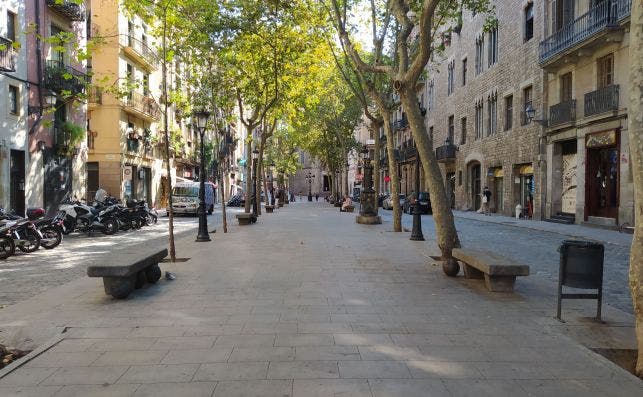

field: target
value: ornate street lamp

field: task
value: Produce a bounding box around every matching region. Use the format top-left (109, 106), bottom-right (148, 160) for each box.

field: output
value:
top-left (305, 171), bottom-right (315, 201)
top-left (193, 110), bottom-right (211, 242)
top-left (410, 149), bottom-right (425, 241)
top-left (252, 147), bottom-right (259, 216)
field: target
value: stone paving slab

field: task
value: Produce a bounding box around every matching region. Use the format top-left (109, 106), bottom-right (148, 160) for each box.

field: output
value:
top-left (0, 202), bottom-right (641, 396)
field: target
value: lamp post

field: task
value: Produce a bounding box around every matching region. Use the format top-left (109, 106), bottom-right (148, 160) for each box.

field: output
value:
top-left (193, 110), bottom-right (211, 242)
top-left (305, 171), bottom-right (315, 201)
top-left (252, 148), bottom-right (259, 217)
top-left (410, 152), bottom-right (425, 241)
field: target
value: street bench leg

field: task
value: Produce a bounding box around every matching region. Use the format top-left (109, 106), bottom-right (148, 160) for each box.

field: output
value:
top-left (103, 276), bottom-right (135, 299)
top-left (484, 274), bottom-right (516, 292)
top-left (145, 264), bottom-right (162, 284)
top-left (463, 263), bottom-right (484, 279)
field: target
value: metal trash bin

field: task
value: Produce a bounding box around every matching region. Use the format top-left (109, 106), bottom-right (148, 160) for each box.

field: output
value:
top-left (556, 240), bottom-right (604, 321)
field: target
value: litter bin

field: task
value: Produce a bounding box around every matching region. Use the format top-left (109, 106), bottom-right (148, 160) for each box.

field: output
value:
top-left (557, 240), bottom-right (604, 321)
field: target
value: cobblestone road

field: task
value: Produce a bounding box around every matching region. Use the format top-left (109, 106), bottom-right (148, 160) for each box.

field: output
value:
top-left (380, 209), bottom-right (634, 314)
top-left (0, 211), bottom-right (231, 307)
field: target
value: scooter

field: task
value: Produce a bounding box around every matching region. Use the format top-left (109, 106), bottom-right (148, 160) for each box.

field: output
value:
top-left (0, 209), bottom-right (42, 254)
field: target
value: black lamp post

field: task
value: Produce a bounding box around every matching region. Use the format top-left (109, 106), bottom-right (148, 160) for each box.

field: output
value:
top-left (194, 110), bottom-right (211, 242)
top-left (410, 152), bottom-right (425, 241)
top-left (306, 171), bottom-right (315, 201)
top-left (252, 148), bottom-right (259, 217)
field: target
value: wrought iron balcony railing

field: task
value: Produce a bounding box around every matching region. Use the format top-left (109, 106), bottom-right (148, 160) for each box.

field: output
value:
top-left (46, 0), bottom-right (86, 22)
top-left (122, 91), bottom-right (161, 120)
top-left (0, 37), bottom-right (16, 72)
top-left (435, 143), bottom-right (458, 163)
top-left (539, 0), bottom-right (631, 65)
top-left (393, 117), bottom-right (409, 130)
top-left (43, 60), bottom-right (88, 95)
top-left (584, 84), bottom-right (619, 117)
top-left (548, 99), bottom-right (576, 127)
top-left (120, 34), bottom-right (158, 68)
top-left (88, 87), bottom-right (102, 104)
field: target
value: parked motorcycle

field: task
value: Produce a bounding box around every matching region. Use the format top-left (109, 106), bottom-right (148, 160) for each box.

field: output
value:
top-left (58, 193), bottom-right (118, 235)
top-left (0, 228), bottom-right (15, 260)
top-left (27, 208), bottom-right (65, 250)
top-left (0, 209), bottom-right (42, 253)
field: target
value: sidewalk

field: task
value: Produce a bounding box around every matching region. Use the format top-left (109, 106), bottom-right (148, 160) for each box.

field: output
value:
top-left (451, 210), bottom-right (633, 247)
top-left (0, 202), bottom-right (641, 396)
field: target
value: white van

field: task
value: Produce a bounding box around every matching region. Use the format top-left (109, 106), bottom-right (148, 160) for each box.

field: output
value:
top-left (172, 181), bottom-right (215, 215)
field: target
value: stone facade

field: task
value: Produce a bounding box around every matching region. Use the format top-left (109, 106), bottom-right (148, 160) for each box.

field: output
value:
top-left (541, 0), bottom-right (633, 227)
top-left (424, 1), bottom-right (546, 219)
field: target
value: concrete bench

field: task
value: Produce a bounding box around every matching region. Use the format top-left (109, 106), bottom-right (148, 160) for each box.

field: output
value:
top-left (452, 248), bottom-right (529, 292)
top-left (235, 213), bottom-right (257, 225)
top-left (265, 205), bottom-right (274, 213)
top-left (87, 248), bottom-right (167, 299)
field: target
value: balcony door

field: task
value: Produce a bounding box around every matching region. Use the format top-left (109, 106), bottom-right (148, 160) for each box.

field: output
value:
top-left (554, 0), bottom-right (574, 31)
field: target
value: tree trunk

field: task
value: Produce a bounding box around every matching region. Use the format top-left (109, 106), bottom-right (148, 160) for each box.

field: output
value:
top-left (220, 167), bottom-right (228, 233)
top-left (256, 134), bottom-right (267, 215)
top-left (244, 135), bottom-right (252, 213)
top-left (372, 119), bottom-right (382, 215)
top-left (383, 116), bottom-right (402, 232)
top-left (399, 88), bottom-right (460, 259)
top-left (161, 12), bottom-right (176, 261)
top-left (628, 0), bottom-right (643, 378)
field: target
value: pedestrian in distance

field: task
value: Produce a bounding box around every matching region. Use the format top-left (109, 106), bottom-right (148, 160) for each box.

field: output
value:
top-left (315, 193), bottom-right (319, 201)
top-left (482, 186), bottom-right (491, 215)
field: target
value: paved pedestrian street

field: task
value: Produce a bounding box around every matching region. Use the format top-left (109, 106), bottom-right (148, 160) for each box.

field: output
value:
top-left (0, 202), bottom-right (641, 396)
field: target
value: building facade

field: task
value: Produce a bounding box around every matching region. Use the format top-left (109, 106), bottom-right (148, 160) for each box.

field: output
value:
top-left (425, 1), bottom-right (546, 219)
top-left (540, 0), bottom-right (633, 227)
top-left (87, 0), bottom-right (197, 207)
top-left (0, 1), bottom-right (28, 215)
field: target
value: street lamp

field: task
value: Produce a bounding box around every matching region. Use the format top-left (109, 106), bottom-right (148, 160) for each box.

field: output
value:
top-left (193, 109), bottom-right (211, 242)
top-left (525, 104), bottom-right (547, 126)
top-left (410, 150), bottom-right (425, 241)
top-left (305, 171), bottom-right (315, 201)
top-left (252, 147), bottom-right (259, 216)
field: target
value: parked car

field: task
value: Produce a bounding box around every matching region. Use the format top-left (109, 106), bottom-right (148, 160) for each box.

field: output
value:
top-left (172, 181), bottom-right (215, 215)
top-left (403, 191), bottom-right (431, 214)
top-left (382, 194), bottom-right (405, 210)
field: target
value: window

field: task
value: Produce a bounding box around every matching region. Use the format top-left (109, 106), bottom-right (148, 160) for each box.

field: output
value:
top-left (504, 95), bottom-right (513, 131)
top-left (448, 115), bottom-right (455, 143)
top-left (143, 73), bottom-right (150, 95)
top-left (524, 3), bottom-right (534, 41)
top-left (460, 117), bottom-right (467, 145)
top-left (447, 60), bottom-right (455, 95)
top-left (487, 93), bottom-right (497, 136)
top-left (458, 170), bottom-right (462, 186)
top-left (487, 26), bottom-right (498, 67)
top-left (7, 11), bottom-right (17, 42)
top-left (8, 85), bottom-right (19, 115)
top-left (51, 25), bottom-right (65, 64)
top-left (462, 58), bottom-right (467, 86)
top-left (427, 80), bottom-right (434, 112)
top-left (475, 101), bottom-right (483, 139)
top-left (522, 85), bottom-right (533, 126)
top-left (429, 126), bottom-right (434, 141)
top-left (560, 72), bottom-right (573, 102)
top-left (475, 35), bottom-right (484, 75)
top-left (597, 54), bottom-right (614, 88)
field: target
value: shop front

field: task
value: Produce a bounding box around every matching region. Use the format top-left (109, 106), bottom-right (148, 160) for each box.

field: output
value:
top-left (488, 167), bottom-right (503, 214)
top-left (514, 163), bottom-right (534, 219)
top-left (585, 130), bottom-right (619, 224)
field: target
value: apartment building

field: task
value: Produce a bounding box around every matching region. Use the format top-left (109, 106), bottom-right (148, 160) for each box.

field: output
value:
top-left (26, 0), bottom-right (88, 214)
top-left (540, 0), bottom-right (633, 227)
top-left (0, 1), bottom-right (28, 215)
top-left (425, 1), bottom-right (546, 219)
top-left (87, 0), bottom-right (196, 207)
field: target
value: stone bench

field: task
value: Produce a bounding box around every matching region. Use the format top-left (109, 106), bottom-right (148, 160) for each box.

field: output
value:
top-left (235, 213), bottom-right (257, 225)
top-left (340, 205), bottom-right (355, 213)
top-left (87, 248), bottom-right (167, 299)
top-left (451, 248), bottom-right (529, 292)
top-left (265, 205), bottom-right (274, 213)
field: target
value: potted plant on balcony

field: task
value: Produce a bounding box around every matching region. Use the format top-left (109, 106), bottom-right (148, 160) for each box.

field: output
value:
top-left (56, 121), bottom-right (85, 157)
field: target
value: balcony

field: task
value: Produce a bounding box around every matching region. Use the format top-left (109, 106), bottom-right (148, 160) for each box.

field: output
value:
top-left (46, 0), bottom-right (86, 21)
top-left (393, 117), bottom-right (409, 130)
top-left (584, 84), bottom-right (619, 117)
top-left (539, 0), bottom-right (631, 66)
top-left (0, 37), bottom-right (16, 72)
top-left (43, 60), bottom-right (89, 95)
top-left (435, 143), bottom-right (458, 163)
top-left (120, 34), bottom-right (158, 70)
top-left (88, 87), bottom-right (102, 107)
top-left (548, 99), bottom-right (576, 127)
top-left (121, 91), bottom-right (161, 121)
